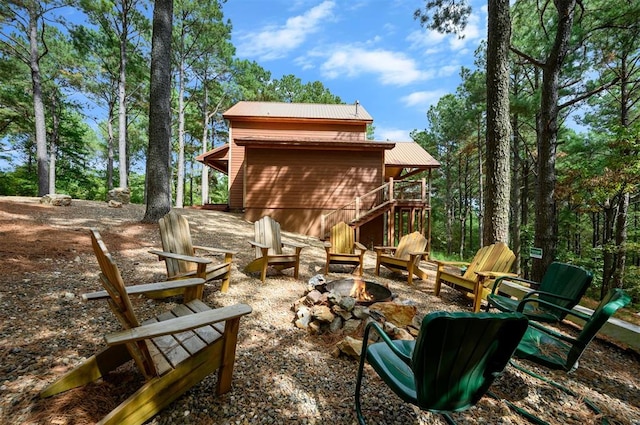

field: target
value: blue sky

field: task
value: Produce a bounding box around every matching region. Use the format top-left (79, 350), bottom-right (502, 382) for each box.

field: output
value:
top-left (223, 0), bottom-right (488, 141)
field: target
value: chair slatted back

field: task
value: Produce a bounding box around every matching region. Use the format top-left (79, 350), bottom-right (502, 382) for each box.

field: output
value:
top-left (89, 229), bottom-right (157, 378)
top-left (394, 232), bottom-right (427, 260)
top-left (159, 211), bottom-right (197, 277)
top-left (462, 242), bottom-right (514, 281)
top-left (254, 216), bottom-right (283, 257)
top-left (412, 311), bottom-right (528, 411)
top-left (538, 262), bottom-right (592, 313)
top-left (330, 222), bottom-right (354, 255)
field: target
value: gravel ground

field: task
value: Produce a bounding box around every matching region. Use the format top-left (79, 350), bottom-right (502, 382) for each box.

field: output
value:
top-left (0, 196), bottom-right (639, 425)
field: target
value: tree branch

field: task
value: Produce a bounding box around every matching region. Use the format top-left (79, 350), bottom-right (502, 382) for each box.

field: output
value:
top-left (558, 76), bottom-right (621, 110)
top-left (510, 45), bottom-right (546, 68)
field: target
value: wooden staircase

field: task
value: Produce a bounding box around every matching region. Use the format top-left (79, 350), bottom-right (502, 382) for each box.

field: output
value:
top-left (321, 178), bottom-right (431, 245)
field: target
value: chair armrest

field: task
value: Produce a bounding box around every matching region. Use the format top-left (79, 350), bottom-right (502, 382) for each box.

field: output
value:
top-left (82, 278), bottom-right (206, 301)
top-left (192, 245), bottom-right (237, 256)
top-left (360, 321), bottom-right (412, 367)
top-left (522, 290), bottom-right (574, 302)
top-left (489, 274), bottom-right (532, 295)
top-left (408, 251), bottom-right (429, 257)
top-left (432, 260), bottom-right (470, 267)
top-left (354, 242), bottom-right (367, 252)
top-left (476, 271), bottom-right (517, 280)
top-left (104, 303), bottom-right (252, 345)
top-left (248, 240), bottom-right (270, 249)
top-left (516, 298), bottom-right (591, 321)
top-left (149, 249), bottom-right (211, 264)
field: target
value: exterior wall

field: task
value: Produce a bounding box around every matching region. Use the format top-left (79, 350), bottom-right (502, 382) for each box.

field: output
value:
top-left (228, 120), bottom-right (367, 210)
top-left (243, 147), bottom-right (383, 236)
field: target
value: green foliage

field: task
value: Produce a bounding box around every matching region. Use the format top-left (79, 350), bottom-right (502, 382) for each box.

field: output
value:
top-left (0, 167), bottom-right (37, 196)
top-left (128, 173), bottom-right (146, 204)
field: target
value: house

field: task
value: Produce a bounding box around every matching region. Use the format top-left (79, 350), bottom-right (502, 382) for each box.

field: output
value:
top-left (197, 101), bottom-right (440, 247)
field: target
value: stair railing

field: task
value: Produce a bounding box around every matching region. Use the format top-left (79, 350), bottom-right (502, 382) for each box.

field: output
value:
top-left (320, 178), bottom-right (427, 238)
top-left (321, 179), bottom-right (391, 237)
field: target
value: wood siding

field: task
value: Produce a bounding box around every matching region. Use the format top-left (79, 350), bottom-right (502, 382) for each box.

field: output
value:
top-left (228, 120), bottom-right (368, 209)
top-left (243, 148), bottom-right (383, 236)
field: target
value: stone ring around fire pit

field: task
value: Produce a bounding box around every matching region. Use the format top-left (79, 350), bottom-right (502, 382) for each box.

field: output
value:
top-left (293, 276), bottom-right (418, 343)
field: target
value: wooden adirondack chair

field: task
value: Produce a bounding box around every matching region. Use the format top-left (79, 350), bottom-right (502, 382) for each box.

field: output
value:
top-left (374, 231), bottom-right (429, 285)
top-left (324, 222), bottom-right (367, 276)
top-left (433, 242), bottom-right (516, 312)
top-left (245, 216), bottom-right (308, 282)
top-left (149, 211), bottom-right (236, 296)
top-left (40, 229), bottom-right (252, 425)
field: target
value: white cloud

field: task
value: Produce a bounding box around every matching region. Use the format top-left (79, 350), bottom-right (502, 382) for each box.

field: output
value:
top-left (406, 7), bottom-right (486, 53)
top-left (235, 1), bottom-right (335, 61)
top-left (449, 9), bottom-right (484, 51)
top-left (320, 46), bottom-right (433, 86)
top-left (375, 126), bottom-right (411, 141)
top-left (406, 29), bottom-right (448, 52)
top-left (401, 90), bottom-right (448, 108)
top-left (438, 65), bottom-right (460, 77)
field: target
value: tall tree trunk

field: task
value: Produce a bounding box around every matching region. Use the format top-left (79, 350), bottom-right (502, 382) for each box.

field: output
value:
top-left (510, 113), bottom-right (521, 273)
top-left (28, 4), bottom-right (48, 196)
top-left (476, 114), bottom-right (484, 247)
top-left (521, 154), bottom-right (530, 279)
top-left (483, 0), bottom-right (511, 245)
top-left (48, 95), bottom-right (59, 195)
top-left (532, 0), bottom-right (576, 282)
top-left (107, 108), bottom-right (115, 190)
top-left (176, 58), bottom-right (186, 208)
top-left (613, 192), bottom-right (629, 289)
top-left (143, 0), bottom-right (173, 223)
top-left (118, 1), bottom-right (129, 189)
top-left (602, 198), bottom-right (615, 297)
top-left (200, 86), bottom-right (209, 205)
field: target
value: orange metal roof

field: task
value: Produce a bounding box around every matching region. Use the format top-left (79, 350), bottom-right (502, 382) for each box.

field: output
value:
top-left (223, 101), bottom-right (373, 122)
top-left (195, 144), bottom-right (229, 174)
top-left (385, 141), bottom-right (440, 167)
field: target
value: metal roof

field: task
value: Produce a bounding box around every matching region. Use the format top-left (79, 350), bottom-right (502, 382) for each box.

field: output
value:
top-left (385, 141), bottom-right (440, 167)
top-left (223, 101), bottom-right (373, 122)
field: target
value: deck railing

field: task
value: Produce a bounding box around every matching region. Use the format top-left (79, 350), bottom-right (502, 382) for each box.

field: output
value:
top-left (321, 178), bottom-right (427, 237)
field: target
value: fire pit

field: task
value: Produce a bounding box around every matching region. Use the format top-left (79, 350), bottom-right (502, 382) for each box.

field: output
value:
top-left (325, 277), bottom-right (392, 305)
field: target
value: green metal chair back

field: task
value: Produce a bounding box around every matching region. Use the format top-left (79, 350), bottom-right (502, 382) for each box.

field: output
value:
top-left (515, 288), bottom-right (630, 372)
top-left (536, 262), bottom-right (593, 317)
top-left (355, 311), bottom-right (529, 424)
top-left (488, 262), bottom-right (592, 323)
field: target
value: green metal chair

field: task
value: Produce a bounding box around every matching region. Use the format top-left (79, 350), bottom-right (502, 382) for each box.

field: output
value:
top-left (486, 262), bottom-right (593, 323)
top-left (355, 311), bottom-right (529, 425)
top-left (515, 288), bottom-right (630, 372)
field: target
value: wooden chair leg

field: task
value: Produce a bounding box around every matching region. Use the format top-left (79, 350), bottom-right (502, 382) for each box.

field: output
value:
top-left (472, 281), bottom-right (483, 313)
top-left (220, 255), bottom-right (233, 293)
top-left (434, 268), bottom-right (443, 296)
top-left (216, 317), bottom-right (241, 395)
top-left (260, 258), bottom-right (268, 283)
top-left (293, 259), bottom-right (300, 280)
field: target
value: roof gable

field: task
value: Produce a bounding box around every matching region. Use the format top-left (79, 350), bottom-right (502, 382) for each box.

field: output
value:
top-left (223, 101), bottom-right (373, 122)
